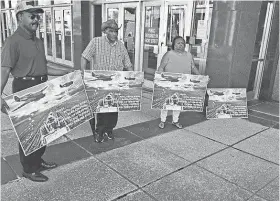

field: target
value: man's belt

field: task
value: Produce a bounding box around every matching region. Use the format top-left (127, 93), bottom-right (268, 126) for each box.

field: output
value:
top-left (14, 75), bottom-right (48, 82)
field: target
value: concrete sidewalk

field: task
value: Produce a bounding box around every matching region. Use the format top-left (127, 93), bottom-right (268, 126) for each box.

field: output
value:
top-left (1, 78), bottom-right (279, 201)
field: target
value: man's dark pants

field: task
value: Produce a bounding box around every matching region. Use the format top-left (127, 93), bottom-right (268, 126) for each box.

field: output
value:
top-left (95, 112), bottom-right (118, 135)
top-left (12, 77), bottom-right (47, 173)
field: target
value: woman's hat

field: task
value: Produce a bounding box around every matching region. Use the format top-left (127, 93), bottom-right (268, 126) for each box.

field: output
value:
top-left (101, 20), bottom-right (122, 32)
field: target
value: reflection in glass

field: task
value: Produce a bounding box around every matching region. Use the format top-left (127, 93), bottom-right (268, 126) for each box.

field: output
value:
top-left (54, 10), bottom-right (62, 59)
top-left (191, 2), bottom-right (213, 72)
top-left (64, 9), bottom-right (72, 61)
top-left (11, 0), bottom-right (17, 8)
top-left (247, 1), bottom-right (268, 92)
top-left (1, 1), bottom-right (5, 8)
top-left (123, 7), bottom-right (136, 67)
top-left (2, 12), bottom-right (8, 39)
top-left (1, 33), bottom-right (4, 45)
top-left (107, 8), bottom-right (119, 22)
top-left (143, 6), bottom-right (160, 73)
top-left (46, 11), bottom-right (52, 56)
top-left (53, 0), bottom-right (71, 4)
top-left (166, 5), bottom-right (186, 48)
top-left (10, 10), bottom-right (17, 33)
top-left (191, 7), bottom-right (206, 58)
top-left (38, 13), bottom-right (44, 45)
top-left (37, 0), bottom-right (51, 5)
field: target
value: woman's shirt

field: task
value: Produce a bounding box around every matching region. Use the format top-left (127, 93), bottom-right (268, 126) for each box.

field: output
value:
top-left (163, 50), bottom-right (195, 74)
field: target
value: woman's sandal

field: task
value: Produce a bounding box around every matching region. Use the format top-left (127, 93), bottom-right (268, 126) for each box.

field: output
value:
top-left (172, 122), bottom-right (183, 129)
top-left (158, 121), bottom-right (165, 129)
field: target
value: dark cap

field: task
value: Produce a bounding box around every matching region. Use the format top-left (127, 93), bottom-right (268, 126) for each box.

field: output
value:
top-left (101, 19), bottom-right (122, 32)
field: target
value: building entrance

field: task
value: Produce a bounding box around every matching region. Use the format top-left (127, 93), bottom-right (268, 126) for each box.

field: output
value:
top-left (104, 2), bottom-right (141, 70)
top-left (247, 1), bottom-right (275, 100)
top-left (140, 0), bottom-right (213, 80)
top-left (99, 0), bottom-right (213, 80)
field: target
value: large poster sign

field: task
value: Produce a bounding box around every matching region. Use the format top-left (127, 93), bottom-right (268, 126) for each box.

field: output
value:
top-left (206, 88), bottom-right (248, 119)
top-left (152, 72), bottom-right (209, 111)
top-left (84, 70), bottom-right (144, 113)
top-left (4, 71), bottom-right (93, 156)
top-left (144, 27), bottom-right (159, 45)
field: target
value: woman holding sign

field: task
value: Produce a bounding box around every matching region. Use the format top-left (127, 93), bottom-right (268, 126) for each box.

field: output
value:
top-left (157, 36), bottom-right (201, 129)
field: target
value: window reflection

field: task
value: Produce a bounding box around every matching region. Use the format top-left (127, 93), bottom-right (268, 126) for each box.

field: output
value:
top-left (38, 13), bottom-right (45, 45)
top-left (1, 1), bottom-right (73, 65)
top-left (166, 5), bottom-right (186, 48)
top-left (37, 0), bottom-right (51, 6)
top-left (55, 10), bottom-right (62, 59)
top-left (123, 7), bottom-right (136, 67)
top-left (107, 8), bottom-right (119, 22)
top-left (46, 10), bottom-right (52, 56)
top-left (64, 9), bottom-right (72, 61)
top-left (143, 6), bottom-right (160, 75)
top-left (54, 0), bottom-right (71, 4)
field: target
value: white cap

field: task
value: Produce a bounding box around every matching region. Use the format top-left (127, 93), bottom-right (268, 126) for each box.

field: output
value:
top-left (15, 1), bottom-right (44, 15)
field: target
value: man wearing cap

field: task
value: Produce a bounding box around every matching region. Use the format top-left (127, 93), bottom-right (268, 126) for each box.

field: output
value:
top-left (1, 1), bottom-right (73, 182)
top-left (81, 19), bottom-right (133, 143)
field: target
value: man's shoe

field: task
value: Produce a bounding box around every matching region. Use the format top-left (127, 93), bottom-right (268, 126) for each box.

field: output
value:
top-left (105, 131), bottom-right (114, 140)
top-left (95, 133), bottom-right (104, 143)
top-left (22, 172), bottom-right (48, 182)
top-left (39, 161), bottom-right (58, 171)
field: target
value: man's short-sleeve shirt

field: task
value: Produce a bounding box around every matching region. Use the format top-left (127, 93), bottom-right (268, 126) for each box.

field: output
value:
top-left (1, 26), bottom-right (47, 77)
top-left (81, 36), bottom-right (132, 71)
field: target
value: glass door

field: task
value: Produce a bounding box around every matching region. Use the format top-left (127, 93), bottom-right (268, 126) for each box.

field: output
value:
top-left (140, 2), bottom-right (164, 80)
top-left (165, 3), bottom-right (191, 50)
top-left (1, 11), bottom-right (9, 43)
top-left (54, 8), bottom-right (63, 62)
top-left (163, 1), bottom-right (212, 74)
top-left (104, 3), bottom-right (139, 70)
top-left (63, 8), bottom-right (73, 62)
top-left (123, 5), bottom-right (137, 68)
top-left (247, 1), bottom-right (274, 100)
top-left (37, 12), bottom-right (46, 54)
top-left (53, 7), bottom-right (73, 66)
top-left (191, 1), bottom-right (213, 74)
top-left (45, 8), bottom-right (54, 61)
top-left (106, 4), bottom-right (121, 41)
top-left (140, 1), bottom-right (213, 79)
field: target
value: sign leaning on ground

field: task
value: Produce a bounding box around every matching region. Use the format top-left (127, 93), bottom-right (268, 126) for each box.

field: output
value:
top-left (4, 71), bottom-right (93, 156)
top-left (206, 88), bottom-right (248, 119)
top-left (152, 72), bottom-right (209, 111)
top-left (84, 70), bottom-right (144, 113)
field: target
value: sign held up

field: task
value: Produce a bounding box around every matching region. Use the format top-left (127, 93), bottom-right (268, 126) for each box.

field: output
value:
top-left (84, 70), bottom-right (144, 113)
top-left (152, 72), bottom-right (209, 112)
top-left (4, 71), bottom-right (93, 156)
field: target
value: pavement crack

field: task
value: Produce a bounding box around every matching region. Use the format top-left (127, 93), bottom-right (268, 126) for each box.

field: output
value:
top-left (229, 126), bottom-right (271, 147)
top-left (231, 147), bottom-right (279, 166)
top-left (2, 157), bottom-right (21, 180)
top-left (64, 135), bottom-right (94, 156)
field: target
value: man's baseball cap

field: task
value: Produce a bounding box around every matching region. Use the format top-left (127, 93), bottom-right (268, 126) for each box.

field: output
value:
top-left (15, 1), bottom-right (44, 15)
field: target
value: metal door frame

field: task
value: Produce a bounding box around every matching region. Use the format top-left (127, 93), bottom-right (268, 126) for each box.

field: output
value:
top-left (253, 2), bottom-right (275, 99)
top-left (104, 2), bottom-right (141, 70)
